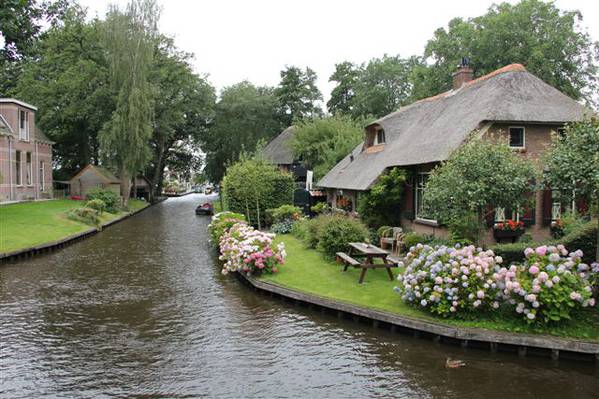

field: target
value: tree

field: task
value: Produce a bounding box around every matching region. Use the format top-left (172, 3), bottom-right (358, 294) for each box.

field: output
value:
top-left (201, 81), bottom-right (283, 183)
top-left (100, 0), bottom-right (159, 206)
top-left (290, 115), bottom-right (364, 179)
top-left (543, 119), bottom-right (599, 261)
top-left (424, 135), bottom-right (536, 244)
top-left (357, 167), bottom-right (407, 227)
top-left (413, 0), bottom-right (599, 105)
top-left (0, 0), bottom-right (69, 94)
top-left (327, 61), bottom-right (359, 116)
top-left (275, 66), bottom-right (322, 126)
top-left (15, 6), bottom-right (112, 178)
top-left (146, 37), bottom-right (215, 198)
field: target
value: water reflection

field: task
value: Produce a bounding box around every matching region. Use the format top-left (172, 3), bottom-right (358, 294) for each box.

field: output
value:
top-left (1, 195), bottom-right (597, 398)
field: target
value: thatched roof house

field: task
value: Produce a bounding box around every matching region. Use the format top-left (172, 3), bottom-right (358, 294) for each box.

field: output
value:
top-left (318, 63), bottom-right (592, 242)
top-left (262, 126), bottom-right (307, 182)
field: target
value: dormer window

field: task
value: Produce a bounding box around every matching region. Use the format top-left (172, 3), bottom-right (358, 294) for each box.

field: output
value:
top-left (19, 110), bottom-right (29, 140)
top-left (374, 128), bottom-right (386, 145)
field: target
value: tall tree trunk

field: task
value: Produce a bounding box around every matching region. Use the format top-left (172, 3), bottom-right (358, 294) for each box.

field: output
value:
top-left (120, 168), bottom-right (131, 207)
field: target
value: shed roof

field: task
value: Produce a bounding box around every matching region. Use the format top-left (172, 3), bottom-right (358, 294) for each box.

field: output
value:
top-left (262, 126), bottom-right (296, 165)
top-left (70, 165), bottom-right (121, 184)
top-left (318, 64), bottom-right (592, 191)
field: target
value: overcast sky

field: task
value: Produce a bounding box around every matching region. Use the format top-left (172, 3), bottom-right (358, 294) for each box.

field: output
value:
top-left (78, 0), bottom-right (599, 103)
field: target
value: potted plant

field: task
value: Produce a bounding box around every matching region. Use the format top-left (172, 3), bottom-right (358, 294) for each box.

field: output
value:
top-left (550, 219), bottom-right (564, 238)
top-left (493, 219), bottom-right (525, 243)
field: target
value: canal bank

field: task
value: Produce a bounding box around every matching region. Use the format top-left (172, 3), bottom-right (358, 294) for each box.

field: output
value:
top-left (2, 194), bottom-right (598, 398)
top-left (0, 198), bottom-right (162, 263)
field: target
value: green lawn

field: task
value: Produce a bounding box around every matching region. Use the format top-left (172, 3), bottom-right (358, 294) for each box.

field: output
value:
top-left (260, 235), bottom-right (599, 341)
top-left (0, 199), bottom-right (148, 253)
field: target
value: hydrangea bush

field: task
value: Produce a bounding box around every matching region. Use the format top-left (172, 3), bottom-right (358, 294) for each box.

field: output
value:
top-left (395, 244), bottom-right (503, 317)
top-left (219, 223), bottom-right (286, 275)
top-left (208, 212), bottom-right (247, 243)
top-left (495, 245), bottom-right (595, 324)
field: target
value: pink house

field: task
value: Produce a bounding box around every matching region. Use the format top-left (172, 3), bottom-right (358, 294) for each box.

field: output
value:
top-left (0, 98), bottom-right (54, 202)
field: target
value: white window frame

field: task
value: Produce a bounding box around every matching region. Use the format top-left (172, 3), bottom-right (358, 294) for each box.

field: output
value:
top-left (19, 110), bottom-right (29, 141)
top-left (494, 206), bottom-right (521, 222)
top-left (15, 151), bottom-right (22, 186)
top-left (508, 126), bottom-right (525, 149)
top-left (374, 128), bottom-right (386, 145)
top-left (415, 172), bottom-right (436, 223)
top-left (26, 152), bottom-right (33, 186)
top-left (40, 161), bottom-right (45, 191)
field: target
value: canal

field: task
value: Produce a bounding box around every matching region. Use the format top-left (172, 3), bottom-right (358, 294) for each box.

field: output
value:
top-left (1, 195), bottom-right (598, 398)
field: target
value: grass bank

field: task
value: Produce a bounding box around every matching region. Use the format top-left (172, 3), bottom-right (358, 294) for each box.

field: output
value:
top-left (0, 199), bottom-right (148, 254)
top-left (260, 235), bottom-right (599, 341)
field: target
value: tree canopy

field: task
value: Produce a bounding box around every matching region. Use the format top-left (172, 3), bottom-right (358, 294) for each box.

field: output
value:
top-left (290, 115), bottom-right (364, 179)
top-left (275, 65), bottom-right (323, 126)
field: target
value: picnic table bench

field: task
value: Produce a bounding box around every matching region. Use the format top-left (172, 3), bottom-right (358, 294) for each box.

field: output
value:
top-left (336, 242), bottom-right (399, 284)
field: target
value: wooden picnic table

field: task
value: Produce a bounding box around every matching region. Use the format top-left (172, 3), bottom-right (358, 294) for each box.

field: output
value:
top-left (342, 242), bottom-right (397, 284)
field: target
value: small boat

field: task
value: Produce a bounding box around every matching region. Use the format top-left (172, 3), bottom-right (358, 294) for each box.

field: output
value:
top-left (195, 202), bottom-right (214, 216)
top-left (204, 187), bottom-right (213, 194)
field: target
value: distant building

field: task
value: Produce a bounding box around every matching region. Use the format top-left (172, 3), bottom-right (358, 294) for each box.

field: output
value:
top-left (69, 165), bottom-right (121, 198)
top-left (262, 126), bottom-right (307, 183)
top-left (0, 98), bottom-right (54, 202)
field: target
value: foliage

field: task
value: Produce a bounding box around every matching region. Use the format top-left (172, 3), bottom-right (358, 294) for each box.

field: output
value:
top-left (495, 245), bottom-right (595, 324)
top-left (377, 226), bottom-right (393, 239)
top-left (494, 219), bottom-right (525, 231)
top-left (100, 0), bottom-right (159, 206)
top-left (491, 242), bottom-right (531, 266)
top-left (275, 65), bottom-right (323, 125)
top-left (266, 205), bottom-right (302, 224)
top-left (218, 222), bottom-right (286, 275)
top-left (85, 199), bottom-right (106, 215)
top-left (201, 82), bottom-right (284, 182)
top-left (86, 187), bottom-right (120, 213)
top-left (328, 55), bottom-right (422, 119)
top-left (66, 207), bottom-right (101, 226)
top-left (412, 0), bottom-right (599, 105)
top-left (207, 212), bottom-right (246, 244)
top-left (402, 232), bottom-right (428, 250)
top-left (357, 167), bottom-right (407, 227)
top-left (559, 210), bottom-right (588, 237)
top-left (424, 136), bottom-right (536, 244)
top-left (303, 215), bottom-right (339, 249)
top-left (317, 217), bottom-right (370, 258)
top-left (290, 115), bottom-right (364, 179)
top-left (310, 202), bottom-right (329, 215)
top-left (396, 244), bottom-right (503, 317)
top-left (271, 220), bottom-right (295, 234)
top-left (222, 157), bottom-right (294, 228)
top-left (543, 119), bottom-right (599, 261)
top-left (561, 222), bottom-right (598, 265)
top-left (290, 218), bottom-right (310, 242)
top-left (446, 212), bottom-right (479, 245)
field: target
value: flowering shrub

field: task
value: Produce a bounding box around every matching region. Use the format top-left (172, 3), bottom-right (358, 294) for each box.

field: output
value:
top-left (395, 244), bottom-right (503, 317)
top-left (219, 223), bottom-right (286, 275)
top-left (270, 219), bottom-right (294, 234)
top-left (494, 219), bottom-right (524, 231)
top-left (495, 245), bottom-right (596, 324)
top-left (208, 212), bottom-right (246, 243)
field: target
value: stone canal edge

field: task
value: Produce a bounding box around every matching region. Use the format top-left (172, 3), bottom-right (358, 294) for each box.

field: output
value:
top-left (238, 273), bottom-right (599, 363)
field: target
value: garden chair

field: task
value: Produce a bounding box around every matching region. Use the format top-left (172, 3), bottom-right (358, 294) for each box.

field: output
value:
top-left (380, 227), bottom-right (404, 255)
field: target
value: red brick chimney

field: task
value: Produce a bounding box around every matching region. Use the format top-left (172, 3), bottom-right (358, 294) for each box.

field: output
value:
top-left (452, 57), bottom-right (473, 90)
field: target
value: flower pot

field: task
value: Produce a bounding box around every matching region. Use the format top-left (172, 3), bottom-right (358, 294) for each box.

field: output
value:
top-left (493, 229), bottom-right (524, 243)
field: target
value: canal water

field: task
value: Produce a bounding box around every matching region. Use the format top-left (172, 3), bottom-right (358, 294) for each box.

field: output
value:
top-left (1, 195), bottom-right (597, 398)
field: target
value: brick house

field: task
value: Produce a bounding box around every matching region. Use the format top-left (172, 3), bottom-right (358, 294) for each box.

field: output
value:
top-left (69, 164), bottom-right (121, 198)
top-left (317, 63), bottom-right (592, 243)
top-left (0, 99), bottom-right (54, 202)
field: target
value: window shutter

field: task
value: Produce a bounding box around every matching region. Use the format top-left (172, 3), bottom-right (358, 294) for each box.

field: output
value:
top-left (542, 189), bottom-right (552, 226)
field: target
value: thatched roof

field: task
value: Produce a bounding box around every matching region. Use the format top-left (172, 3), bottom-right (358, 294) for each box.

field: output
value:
top-left (318, 64), bottom-right (592, 191)
top-left (262, 126), bottom-right (296, 165)
top-left (70, 165), bottom-right (121, 184)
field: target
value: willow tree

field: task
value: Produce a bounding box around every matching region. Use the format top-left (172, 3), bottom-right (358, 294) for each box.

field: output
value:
top-left (100, 0), bottom-right (159, 206)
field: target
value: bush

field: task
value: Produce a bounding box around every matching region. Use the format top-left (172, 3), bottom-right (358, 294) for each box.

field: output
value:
top-left (495, 245), bottom-right (595, 324)
top-left (561, 221), bottom-right (597, 264)
top-left (266, 205), bottom-right (301, 224)
top-left (219, 223), bottom-right (286, 276)
top-left (310, 202), bottom-right (329, 215)
top-left (86, 187), bottom-right (120, 213)
top-left (357, 167), bottom-right (407, 227)
top-left (304, 214), bottom-right (338, 248)
top-left (67, 207), bottom-right (100, 226)
top-left (85, 199), bottom-right (106, 215)
top-left (208, 212), bottom-right (247, 244)
top-left (396, 244), bottom-right (503, 317)
top-left (222, 158), bottom-right (294, 228)
top-left (271, 219), bottom-right (294, 234)
top-left (490, 242), bottom-right (531, 265)
top-left (447, 212), bottom-right (479, 245)
top-left (291, 218), bottom-right (310, 241)
top-left (318, 217), bottom-right (370, 257)
top-left (402, 232), bottom-right (428, 250)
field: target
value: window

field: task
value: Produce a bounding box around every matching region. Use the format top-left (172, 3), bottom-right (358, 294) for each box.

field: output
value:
top-left (26, 152), bottom-right (32, 185)
top-left (556, 127), bottom-right (566, 137)
top-left (15, 151), bottom-right (22, 185)
top-left (415, 173), bottom-right (435, 221)
top-left (494, 207), bottom-right (521, 222)
top-left (19, 110), bottom-right (29, 140)
top-left (508, 127), bottom-right (525, 148)
top-left (40, 161), bottom-right (45, 191)
top-left (374, 128), bottom-right (386, 145)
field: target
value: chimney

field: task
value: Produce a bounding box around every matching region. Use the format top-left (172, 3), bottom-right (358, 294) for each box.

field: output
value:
top-left (452, 57), bottom-right (473, 90)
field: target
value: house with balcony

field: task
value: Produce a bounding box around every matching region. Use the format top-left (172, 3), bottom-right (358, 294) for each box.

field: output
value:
top-left (0, 99), bottom-right (54, 202)
top-left (317, 62), bottom-right (592, 242)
